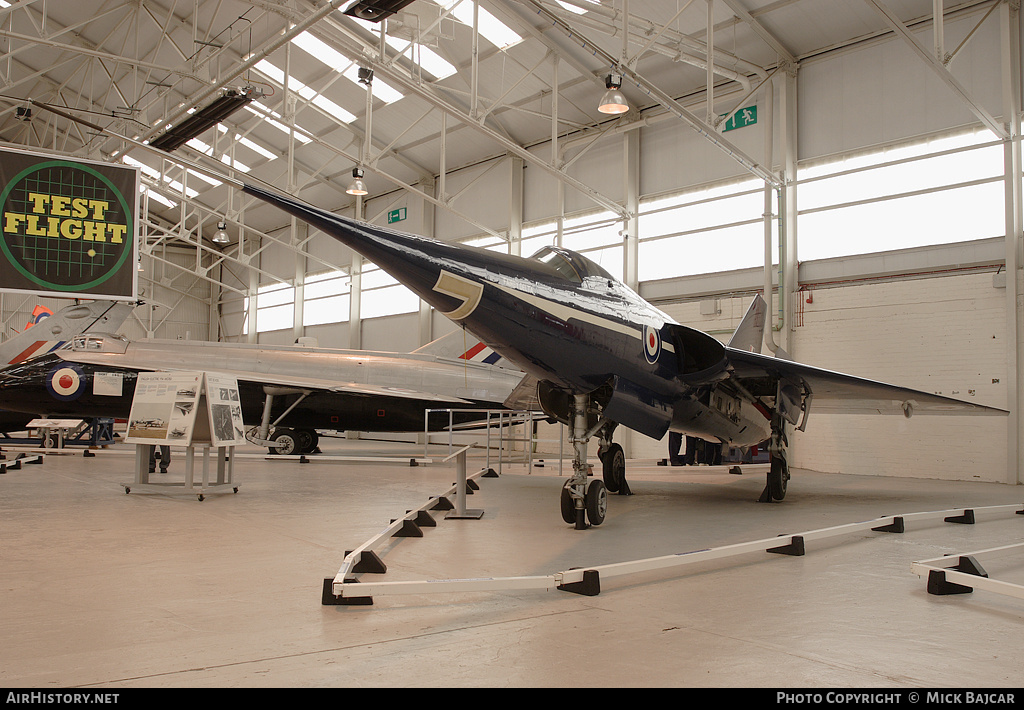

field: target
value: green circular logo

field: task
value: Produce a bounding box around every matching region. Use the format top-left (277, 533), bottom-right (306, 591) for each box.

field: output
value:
top-left (0, 160), bottom-right (133, 291)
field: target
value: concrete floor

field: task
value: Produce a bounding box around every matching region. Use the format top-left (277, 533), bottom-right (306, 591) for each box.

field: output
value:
top-left (1, 437), bottom-right (1022, 688)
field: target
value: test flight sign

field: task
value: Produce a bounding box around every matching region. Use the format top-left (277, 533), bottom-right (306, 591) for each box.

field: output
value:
top-left (0, 146), bottom-right (139, 300)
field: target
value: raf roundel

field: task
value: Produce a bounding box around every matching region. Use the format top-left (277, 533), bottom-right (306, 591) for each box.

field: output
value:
top-left (643, 324), bottom-right (661, 364)
top-left (46, 364), bottom-right (85, 401)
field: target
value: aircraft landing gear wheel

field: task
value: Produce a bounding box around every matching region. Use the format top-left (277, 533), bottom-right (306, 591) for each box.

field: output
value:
top-left (769, 455), bottom-right (789, 501)
top-left (585, 480), bottom-right (607, 526)
top-left (560, 481), bottom-right (577, 524)
top-left (293, 429), bottom-right (319, 454)
top-left (601, 443), bottom-right (625, 493)
top-left (270, 428), bottom-right (298, 456)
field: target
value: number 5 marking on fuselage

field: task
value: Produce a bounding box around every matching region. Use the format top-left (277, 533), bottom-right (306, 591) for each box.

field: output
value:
top-left (433, 270), bottom-right (484, 321)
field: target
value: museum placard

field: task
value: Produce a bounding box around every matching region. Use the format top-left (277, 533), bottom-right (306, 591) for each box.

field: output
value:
top-left (0, 146), bottom-right (139, 300)
top-left (125, 371), bottom-right (245, 447)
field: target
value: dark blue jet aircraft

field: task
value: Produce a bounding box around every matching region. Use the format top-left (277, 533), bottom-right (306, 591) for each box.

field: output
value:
top-left (31, 103), bottom-right (1008, 530)
top-left (239, 184), bottom-right (1006, 528)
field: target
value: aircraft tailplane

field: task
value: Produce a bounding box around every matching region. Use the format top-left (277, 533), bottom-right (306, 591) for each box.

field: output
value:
top-left (727, 294), bottom-right (768, 354)
top-left (412, 328), bottom-right (506, 367)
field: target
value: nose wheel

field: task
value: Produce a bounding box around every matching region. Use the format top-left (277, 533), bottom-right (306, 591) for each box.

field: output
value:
top-left (561, 479), bottom-right (607, 528)
top-left (560, 393), bottom-right (613, 529)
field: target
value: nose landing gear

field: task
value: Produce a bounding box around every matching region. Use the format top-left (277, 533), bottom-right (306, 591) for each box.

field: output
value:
top-left (560, 394), bottom-right (619, 529)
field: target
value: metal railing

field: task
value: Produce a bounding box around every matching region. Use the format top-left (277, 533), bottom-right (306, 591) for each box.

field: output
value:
top-left (423, 408), bottom-right (564, 476)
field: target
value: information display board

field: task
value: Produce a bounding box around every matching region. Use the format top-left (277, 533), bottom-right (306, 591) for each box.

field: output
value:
top-left (125, 371), bottom-right (245, 447)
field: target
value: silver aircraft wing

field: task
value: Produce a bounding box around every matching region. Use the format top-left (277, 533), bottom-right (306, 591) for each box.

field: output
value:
top-left (61, 349), bottom-right (474, 404)
top-left (726, 348), bottom-right (1008, 416)
top-left (207, 368), bottom-right (474, 403)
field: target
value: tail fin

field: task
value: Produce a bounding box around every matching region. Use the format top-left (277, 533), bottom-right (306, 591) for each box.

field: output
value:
top-left (727, 295), bottom-right (767, 353)
top-left (412, 328), bottom-right (506, 367)
top-left (24, 305), bottom-right (54, 330)
top-left (1, 300), bottom-right (135, 365)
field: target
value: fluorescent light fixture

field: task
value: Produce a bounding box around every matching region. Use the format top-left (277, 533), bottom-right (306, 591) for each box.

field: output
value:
top-left (342, 0), bottom-right (418, 22)
top-left (150, 89), bottom-right (255, 152)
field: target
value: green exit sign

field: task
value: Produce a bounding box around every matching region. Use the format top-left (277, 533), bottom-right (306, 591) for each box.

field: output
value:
top-left (387, 207), bottom-right (407, 224)
top-left (722, 105), bottom-right (757, 132)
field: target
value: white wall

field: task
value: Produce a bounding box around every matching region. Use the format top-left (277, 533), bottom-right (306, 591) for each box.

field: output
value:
top-left (787, 271), bottom-right (1007, 481)
top-left (798, 10), bottom-right (1003, 163)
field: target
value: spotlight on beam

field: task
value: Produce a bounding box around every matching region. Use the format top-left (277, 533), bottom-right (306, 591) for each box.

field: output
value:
top-left (341, 0), bottom-right (418, 22)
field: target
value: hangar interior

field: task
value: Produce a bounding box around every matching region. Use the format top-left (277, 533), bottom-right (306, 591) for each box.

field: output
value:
top-left (0, 0), bottom-right (1023, 688)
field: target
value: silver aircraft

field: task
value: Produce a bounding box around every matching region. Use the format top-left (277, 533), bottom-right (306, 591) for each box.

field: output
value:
top-left (0, 329), bottom-right (529, 454)
top-left (35, 104), bottom-right (1009, 528)
top-left (0, 300), bottom-right (134, 435)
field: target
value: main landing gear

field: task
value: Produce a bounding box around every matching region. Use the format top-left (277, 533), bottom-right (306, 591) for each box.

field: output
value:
top-left (760, 411), bottom-right (791, 503)
top-left (559, 394), bottom-right (629, 529)
top-left (247, 386), bottom-right (321, 455)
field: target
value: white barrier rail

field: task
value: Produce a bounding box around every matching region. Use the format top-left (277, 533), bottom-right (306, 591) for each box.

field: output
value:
top-left (911, 540), bottom-right (1024, 600)
top-left (322, 481), bottom-right (1024, 605)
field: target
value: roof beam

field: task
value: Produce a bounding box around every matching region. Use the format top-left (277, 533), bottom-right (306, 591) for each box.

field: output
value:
top-left (326, 12), bottom-right (630, 219)
top-left (522, 0), bottom-right (780, 187)
top-left (720, 0), bottom-right (797, 65)
top-left (863, 0), bottom-right (1007, 139)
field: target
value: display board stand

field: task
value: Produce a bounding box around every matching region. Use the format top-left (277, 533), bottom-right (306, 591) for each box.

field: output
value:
top-left (125, 444), bottom-right (237, 501)
top-left (121, 371), bottom-right (245, 501)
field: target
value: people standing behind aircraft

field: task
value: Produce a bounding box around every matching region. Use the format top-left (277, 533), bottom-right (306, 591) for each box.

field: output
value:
top-left (667, 432), bottom-right (700, 465)
top-left (149, 444), bottom-right (170, 473)
top-left (668, 431), bottom-right (685, 465)
top-left (702, 440), bottom-right (723, 466)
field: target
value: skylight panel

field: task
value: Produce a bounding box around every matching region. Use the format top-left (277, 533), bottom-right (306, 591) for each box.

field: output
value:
top-left (123, 155), bottom-right (198, 198)
top-left (346, 13), bottom-right (457, 80)
top-left (141, 185), bottom-right (177, 209)
top-left (244, 103), bottom-right (313, 145)
top-left (183, 136), bottom-right (249, 173)
top-left (292, 31), bottom-right (405, 104)
top-left (219, 154), bottom-right (251, 173)
top-left (340, 65), bottom-right (405, 103)
top-left (384, 36), bottom-right (457, 80)
top-left (434, 0), bottom-right (522, 49)
top-left (216, 125), bottom-right (277, 161)
top-left (556, 0), bottom-right (600, 14)
top-left (253, 59), bottom-right (357, 124)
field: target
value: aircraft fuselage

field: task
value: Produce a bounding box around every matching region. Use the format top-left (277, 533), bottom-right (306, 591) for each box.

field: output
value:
top-left (0, 337), bottom-right (523, 435)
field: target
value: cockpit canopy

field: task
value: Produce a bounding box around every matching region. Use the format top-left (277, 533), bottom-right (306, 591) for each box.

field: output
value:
top-left (67, 333), bottom-right (129, 355)
top-left (529, 246), bottom-right (614, 284)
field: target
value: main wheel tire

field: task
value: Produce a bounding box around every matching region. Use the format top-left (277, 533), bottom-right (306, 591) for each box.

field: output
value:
top-left (293, 429), bottom-right (318, 454)
top-left (601, 443), bottom-right (625, 493)
top-left (270, 428), bottom-right (298, 456)
top-left (585, 480), bottom-right (608, 526)
top-left (560, 482), bottom-right (577, 524)
top-left (769, 455), bottom-right (789, 501)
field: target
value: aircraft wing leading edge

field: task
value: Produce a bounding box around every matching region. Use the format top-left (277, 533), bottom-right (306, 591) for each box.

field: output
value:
top-left (726, 348), bottom-right (1008, 417)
